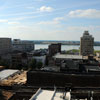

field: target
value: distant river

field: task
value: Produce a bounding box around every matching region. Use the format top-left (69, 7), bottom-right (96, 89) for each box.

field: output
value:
top-left (35, 44), bottom-right (100, 51)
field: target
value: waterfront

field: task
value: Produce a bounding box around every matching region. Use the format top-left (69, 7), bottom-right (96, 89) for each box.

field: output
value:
top-left (35, 44), bottom-right (100, 51)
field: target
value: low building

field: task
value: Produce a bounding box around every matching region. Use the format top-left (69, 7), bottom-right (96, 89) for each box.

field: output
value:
top-left (32, 49), bottom-right (48, 56)
top-left (12, 39), bottom-right (34, 52)
top-left (11, 53), bottom-right (28, 68)
top-left (41, 66), bottom-right (60, 72)
top-left (53, 54), bottom-right (85, 66)
top-left (60, 60), bottom-right (79, 72)
top-left (32, 56), bottom-right (46, 66)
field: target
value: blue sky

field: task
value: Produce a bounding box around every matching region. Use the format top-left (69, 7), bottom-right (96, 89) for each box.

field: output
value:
top-left (0, 0), bottom-right (100, 41)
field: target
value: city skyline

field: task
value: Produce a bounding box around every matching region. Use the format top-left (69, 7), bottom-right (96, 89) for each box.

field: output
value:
top-left (0, 0), bottom-right (100, 41)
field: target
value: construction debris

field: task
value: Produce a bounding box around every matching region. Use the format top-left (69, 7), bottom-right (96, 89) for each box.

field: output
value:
top-left (0, 71), bottom-right (27, 86)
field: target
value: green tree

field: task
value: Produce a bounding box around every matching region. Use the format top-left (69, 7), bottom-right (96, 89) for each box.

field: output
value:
top-left (36, 62), bottom-right (43, 69)
top-left (28, 59), bottom-right (37, 70)
top-left (66, 49), bottom-right (79, 54)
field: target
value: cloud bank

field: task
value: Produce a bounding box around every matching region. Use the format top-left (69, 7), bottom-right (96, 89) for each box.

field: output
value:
top-left (69, 9), bottom-right (100, 18)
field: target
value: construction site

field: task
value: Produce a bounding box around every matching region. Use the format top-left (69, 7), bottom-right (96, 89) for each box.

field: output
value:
top-left (0, 69), bottom-right (27, 100)
top-left (0, 71), bottom-right (27, 86)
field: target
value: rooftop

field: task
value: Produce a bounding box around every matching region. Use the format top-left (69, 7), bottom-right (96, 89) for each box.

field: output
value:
top-left (83, 31), bottom-right (89, 35)
top-left (30, 88), bottom-right (71, 100)
top-left (53, 54), bottom-right (85, 60)
top-left (85, 65), bottom-right (100, 71)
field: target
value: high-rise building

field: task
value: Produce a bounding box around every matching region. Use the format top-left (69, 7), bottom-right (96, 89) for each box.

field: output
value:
top-left (0, 38), bottom-right (12, 55)
top-left (49, 43), bottom-right (61, 56)
top-left (80, 31), bottom-right (94, 56)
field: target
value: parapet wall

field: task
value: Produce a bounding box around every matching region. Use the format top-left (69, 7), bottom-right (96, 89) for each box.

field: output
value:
top-left (27, 71), bottom-right (100, 87)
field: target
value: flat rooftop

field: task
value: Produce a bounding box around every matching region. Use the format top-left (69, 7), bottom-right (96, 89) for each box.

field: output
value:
top-left (53, 54), bottom-right (85, 60)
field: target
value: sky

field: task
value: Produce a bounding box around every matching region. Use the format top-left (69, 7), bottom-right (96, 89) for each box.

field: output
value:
top-left (0, 0), bottom-right (100, 41)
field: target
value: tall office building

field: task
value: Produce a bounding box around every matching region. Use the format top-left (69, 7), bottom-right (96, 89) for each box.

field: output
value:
top-left (0, 38), bottom-right (12, 55)
top-left (80, 31), bottom-right (94, 56)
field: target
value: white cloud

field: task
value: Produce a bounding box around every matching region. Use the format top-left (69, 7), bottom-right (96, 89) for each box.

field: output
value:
top-left (68, 9), bottom-right (100, 18)
top-left (0, 19), bottom-right (8, 23)
top-left (38, 17), bottom-right (64, 25)
top-left (38, 20), bottom-right (59, 25)
top-left (54, 17), bottom-right (64, 21)
top-left (0, 23), bottom-right (100, 41)
top-left (38, 6), bottom-right (53, 12)
top-left (8, 22), bottom-right (20, 25)
top-left (0, 19), bottom-right (20, 25)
